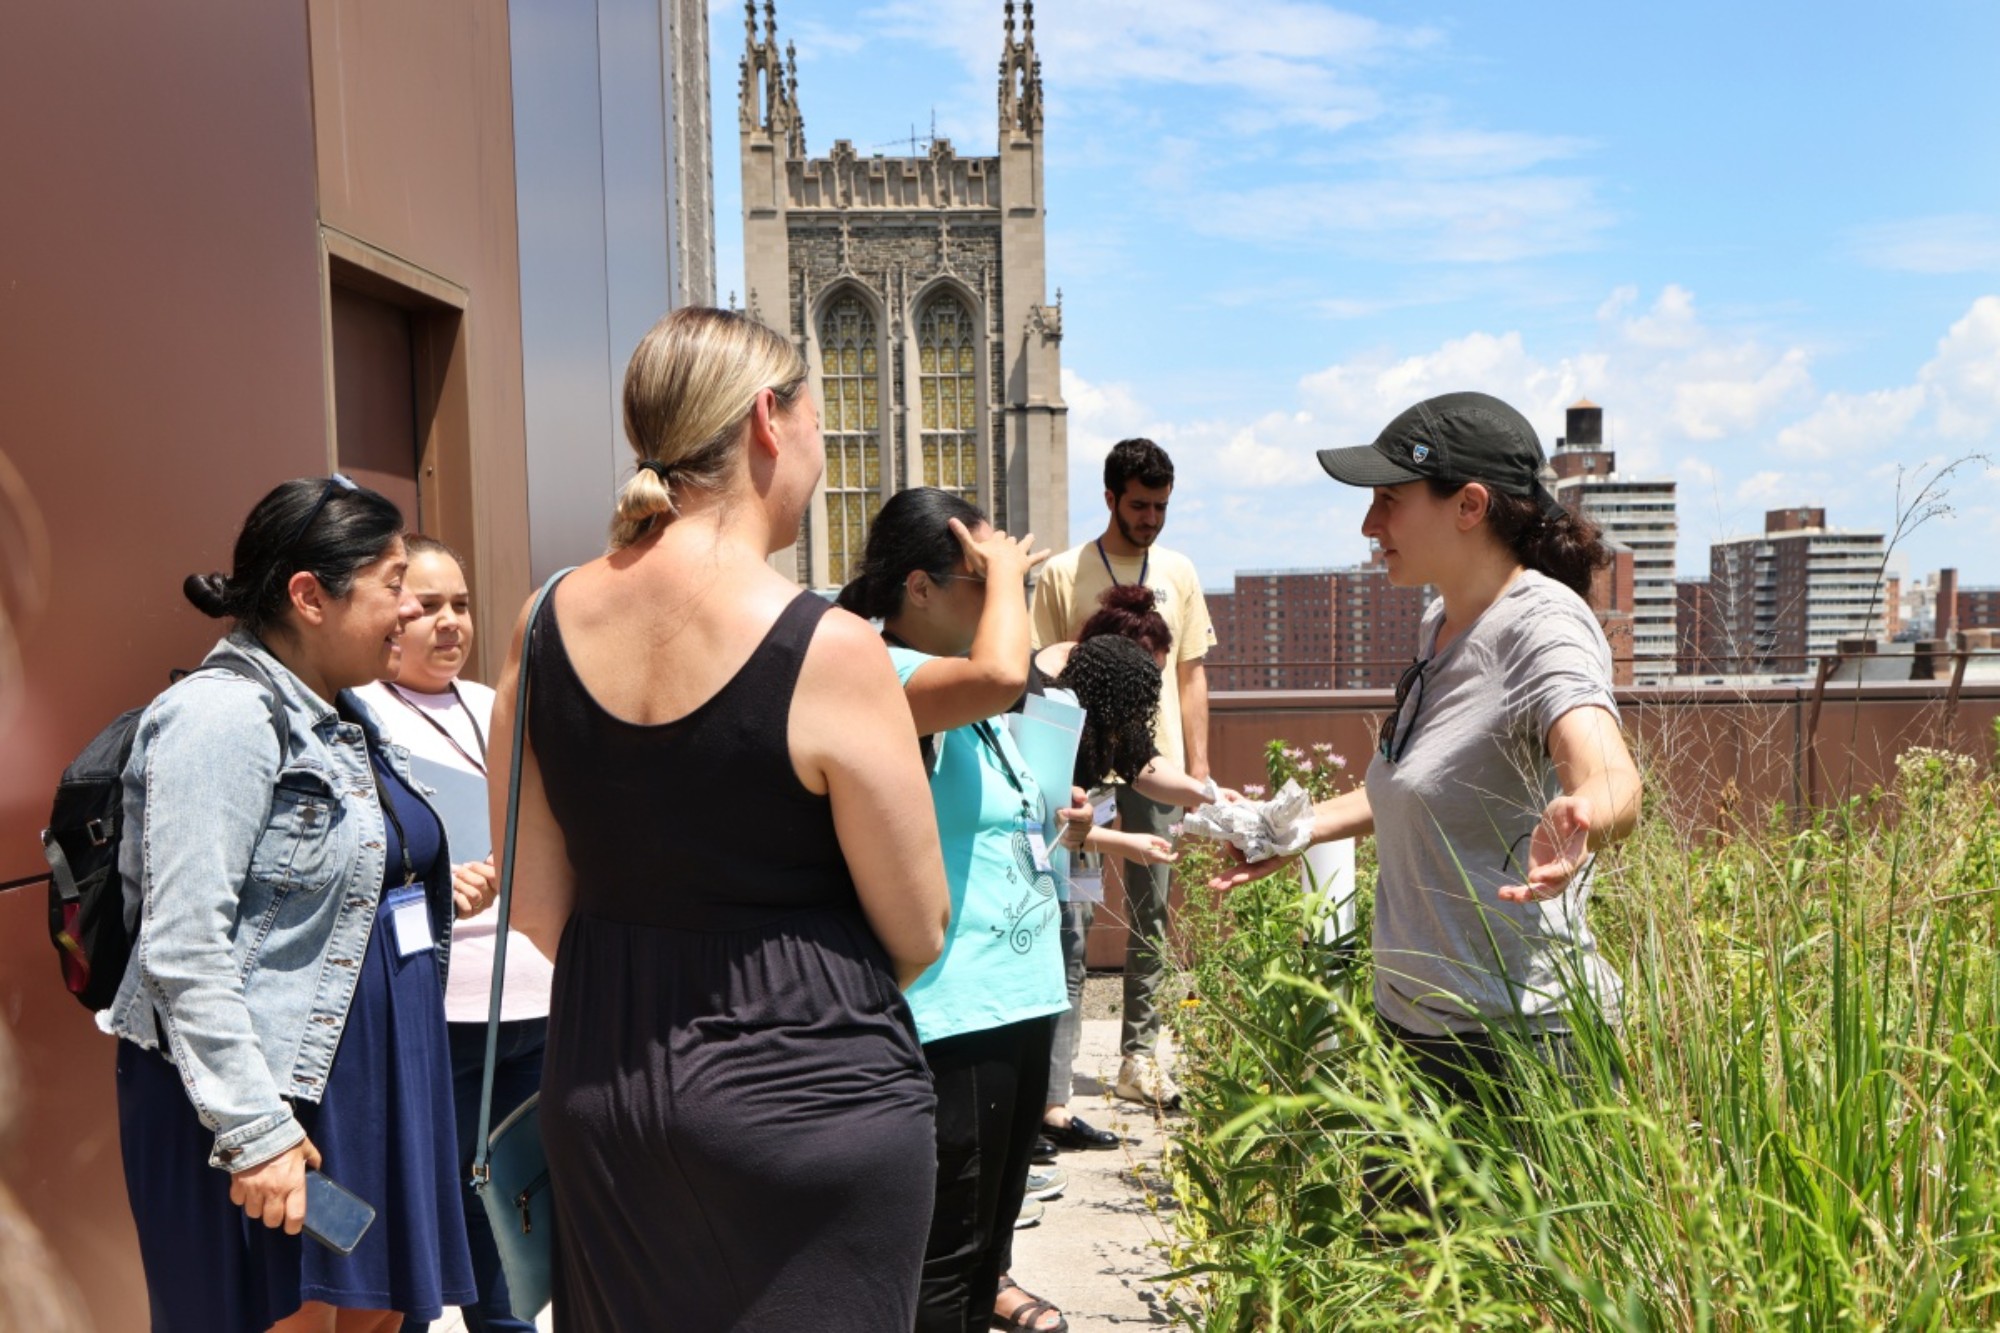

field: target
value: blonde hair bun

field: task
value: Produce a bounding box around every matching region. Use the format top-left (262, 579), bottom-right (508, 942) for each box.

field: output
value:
top-left (611, 308), bottom-right (807, 548)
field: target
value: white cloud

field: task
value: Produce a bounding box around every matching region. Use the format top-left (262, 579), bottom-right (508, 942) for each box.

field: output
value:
top-left (1193, 174), bottom-right (1612, 263)
top-left (1734, 471), bottom-right (1794, 506)
top-left (1918, 295), bottom-right (2000, 439)
top-left (1676, 456), bottom-right (1720, 488)
top-left (1663, 348), bottom-right (1814, 441)
top-left (1356, 129), bottom-right (1595, 179)
top-left (864, 0), bottom-right (1427, 134)
top-left (1615, 284), bottom-right (1703, 350)
top-left (1847, 214), bottom-right (2000, 275)
top-left (822, 0), bottom-right (1611, 267)
top-left (1774, 386), bottom-right (1928, 460)
top-left (1066, 293), bottom-right (1998, 583)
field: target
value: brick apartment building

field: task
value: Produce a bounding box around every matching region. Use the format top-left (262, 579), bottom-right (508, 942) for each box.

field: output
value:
top-left (1549, 399), bottom-right (1677, 683)
top-left (1208, 554), bottom-right (1431, 691)
top-left (1938, 568), bottom-right (2000, 635)
top-left (1590, 541), bottom-right (1638, 686)
top-left (1707, 507), bottom-right (1889, 675)
top-left (1676, 577), bottom-right (1716, 676)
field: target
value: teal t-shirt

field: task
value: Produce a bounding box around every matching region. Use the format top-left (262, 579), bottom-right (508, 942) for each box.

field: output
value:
top-left (890, 646), bottom-right (1068, 1044)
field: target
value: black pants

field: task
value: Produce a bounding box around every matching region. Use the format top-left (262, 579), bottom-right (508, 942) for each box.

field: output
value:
top-left (1364, 1016), bottom-right (1578, 1222)
top-left (917, 1015), bottom-right (1056, 1333)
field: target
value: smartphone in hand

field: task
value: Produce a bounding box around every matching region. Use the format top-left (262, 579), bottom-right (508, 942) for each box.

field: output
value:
top-left (303, 1170), bottom-right (377, 1255)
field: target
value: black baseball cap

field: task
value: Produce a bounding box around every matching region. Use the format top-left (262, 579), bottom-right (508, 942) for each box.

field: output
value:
top-left (1316, 391), bottom-right (1562, 514)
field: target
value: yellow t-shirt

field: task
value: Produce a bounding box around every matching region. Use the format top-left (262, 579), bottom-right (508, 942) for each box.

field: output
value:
top-left (1031, 541), bottom-right (1215, 773)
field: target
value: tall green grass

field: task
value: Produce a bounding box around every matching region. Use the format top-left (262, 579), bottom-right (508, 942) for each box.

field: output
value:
top-left (1163, 742), bottom-right (2000, 1331)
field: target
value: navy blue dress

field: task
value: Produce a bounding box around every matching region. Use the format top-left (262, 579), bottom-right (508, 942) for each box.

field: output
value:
top-left (118, 744), bottom-right (475, 1331)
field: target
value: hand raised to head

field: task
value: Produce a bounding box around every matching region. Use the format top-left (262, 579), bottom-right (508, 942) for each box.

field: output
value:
top-left (946, 516), bottom-right (1051, 583)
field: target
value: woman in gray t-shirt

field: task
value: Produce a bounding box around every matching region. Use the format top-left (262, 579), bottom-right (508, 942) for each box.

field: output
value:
top-left (1219, 392), bottom-right (1642, 1107)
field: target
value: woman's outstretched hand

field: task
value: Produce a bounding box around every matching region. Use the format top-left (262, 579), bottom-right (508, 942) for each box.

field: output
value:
top-left (1497, 795), bottom-right (1593, 902)
top-left (1206, 843), bottom-right (1297, 891)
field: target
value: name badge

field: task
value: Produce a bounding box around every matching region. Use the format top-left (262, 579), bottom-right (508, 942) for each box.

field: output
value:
top-left (1023, 819), bottom-right (1053, 873)
top-left (386, 884), bottom-right (433, 958)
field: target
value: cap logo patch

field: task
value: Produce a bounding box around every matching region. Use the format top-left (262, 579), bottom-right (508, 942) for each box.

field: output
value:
top-left (1411, 443), bottom-right (1431, 463)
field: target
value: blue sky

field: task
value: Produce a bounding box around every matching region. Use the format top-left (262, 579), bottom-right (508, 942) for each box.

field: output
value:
top-left (709, 0), bottom-right (2000, 588)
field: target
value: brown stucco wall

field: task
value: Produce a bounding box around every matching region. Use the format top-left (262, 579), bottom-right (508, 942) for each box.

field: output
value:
top-left (0, 3), bottom-right (326, 1324)
top-left (308, 0), bottom-right (532, 681)
top-left (0, 3), bottom-right (530, 1324)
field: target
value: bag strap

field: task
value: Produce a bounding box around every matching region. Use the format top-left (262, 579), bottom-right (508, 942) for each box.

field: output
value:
top-left (9, 659), bottom-right (292, 898)
top-left (471, 568), bottom-right (573, 1189)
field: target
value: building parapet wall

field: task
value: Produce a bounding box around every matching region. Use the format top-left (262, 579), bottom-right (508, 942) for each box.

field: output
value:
top-left (787, 140), bottom-right (1001, 211)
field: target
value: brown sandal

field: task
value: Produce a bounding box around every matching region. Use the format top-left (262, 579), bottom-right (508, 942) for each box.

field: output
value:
top-left (993, 1275), bottom-right (1069, 1333)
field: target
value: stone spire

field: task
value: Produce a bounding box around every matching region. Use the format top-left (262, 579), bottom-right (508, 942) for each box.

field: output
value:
top-left (785, 40), bottom-right (805, 155)
top-left (998, 0), bottom-right (1042, 133)
top-left (738, 0), bottom-right (800, 149)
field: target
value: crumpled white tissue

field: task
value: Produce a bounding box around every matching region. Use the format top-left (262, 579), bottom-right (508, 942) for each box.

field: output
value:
top-left (1181, 779), bottom-right (1317, 862)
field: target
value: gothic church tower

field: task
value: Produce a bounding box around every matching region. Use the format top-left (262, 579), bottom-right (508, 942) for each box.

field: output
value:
top-left (740, 1), bottom-right (1067, 586)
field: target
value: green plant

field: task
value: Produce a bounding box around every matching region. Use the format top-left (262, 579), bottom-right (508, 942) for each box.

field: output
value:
top-left (1263, 739), bottom-right (1354, 803)
top-left (1162, 740), bottom-right (2000, 1331)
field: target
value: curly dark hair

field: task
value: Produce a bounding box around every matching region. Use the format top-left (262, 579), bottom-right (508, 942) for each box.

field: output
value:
top-left (1055, 635), bottom-right (1161, 786)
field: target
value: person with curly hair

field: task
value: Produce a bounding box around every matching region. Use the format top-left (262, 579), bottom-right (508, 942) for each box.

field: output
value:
top-left (1055, 636), bottom-right (1162, 800)
top-left (1032, 439), bottom-right (1218, 1109)
top-left (1024, 589), bottom-right (1240, 1148)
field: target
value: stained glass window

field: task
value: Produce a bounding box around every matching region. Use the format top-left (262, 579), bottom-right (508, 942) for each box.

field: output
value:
top-left (819, 294), bottom-right (883, 585)
top-left (918, 294), bottom-right (980, 505)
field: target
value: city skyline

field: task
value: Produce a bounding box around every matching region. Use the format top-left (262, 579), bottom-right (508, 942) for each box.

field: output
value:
top-left (710, 0), bottom-right (1999, 587)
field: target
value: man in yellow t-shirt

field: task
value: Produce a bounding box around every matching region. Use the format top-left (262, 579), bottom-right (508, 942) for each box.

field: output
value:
top-left (1031, 438), bottom-right (1214, 1108)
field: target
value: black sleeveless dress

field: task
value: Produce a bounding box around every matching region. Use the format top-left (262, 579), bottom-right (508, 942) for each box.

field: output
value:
top-left (529, 589), bottom-right (936, 1331)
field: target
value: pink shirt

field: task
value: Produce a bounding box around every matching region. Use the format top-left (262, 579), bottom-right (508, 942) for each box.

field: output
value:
top-left (354, 679), bottom-right (555, 1024)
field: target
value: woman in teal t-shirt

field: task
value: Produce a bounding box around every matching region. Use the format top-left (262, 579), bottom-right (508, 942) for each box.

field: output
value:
top-left (836, 486), bottom-right (1079, 1333)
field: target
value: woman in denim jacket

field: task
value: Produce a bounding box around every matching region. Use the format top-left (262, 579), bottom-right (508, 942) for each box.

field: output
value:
top-left (103, 477), bottom-right (481, 1332)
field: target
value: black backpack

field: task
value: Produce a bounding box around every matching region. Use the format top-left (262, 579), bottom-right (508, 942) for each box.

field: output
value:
top-left (36, 660), bottom-right (288, 1011)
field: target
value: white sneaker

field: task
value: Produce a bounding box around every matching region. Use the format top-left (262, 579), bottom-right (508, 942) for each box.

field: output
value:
top-left (1113, 1054), bottom-right (1182, 1109)
top-left (1014, 1197), bottom-right (1045, 1229)
top-left (1024, 1166), bottom-right (1067, 1201)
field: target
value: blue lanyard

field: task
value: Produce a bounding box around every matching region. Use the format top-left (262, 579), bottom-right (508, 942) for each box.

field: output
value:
top-left (1095, 539), bottom-right (1147, 589)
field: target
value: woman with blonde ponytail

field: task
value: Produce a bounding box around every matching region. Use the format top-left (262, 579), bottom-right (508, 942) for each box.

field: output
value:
top-left (487, 307), bottom-right (950, 1330)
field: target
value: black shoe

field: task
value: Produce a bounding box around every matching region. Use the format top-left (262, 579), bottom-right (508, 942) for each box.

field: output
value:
top-left (1030, 1135), bottom-right (1058, 1164)
top-left (1041, 1114), bottom-right (1122, 1151)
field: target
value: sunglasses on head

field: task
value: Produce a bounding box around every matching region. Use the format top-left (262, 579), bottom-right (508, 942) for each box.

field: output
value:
top-left (284, 473), bottom-right (359, 551)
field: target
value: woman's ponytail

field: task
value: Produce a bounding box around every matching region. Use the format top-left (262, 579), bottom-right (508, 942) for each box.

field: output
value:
top-left (1482, 489), bottom-right (1610, 600)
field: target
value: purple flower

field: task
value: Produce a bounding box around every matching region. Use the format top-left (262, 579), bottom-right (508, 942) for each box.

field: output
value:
top-left (1243, 783), bottom-right (1267, 799)
top-left (1328, 753), bottom-right (1348, 770)
top-left (1297, 759), bottom-right (1315, 773)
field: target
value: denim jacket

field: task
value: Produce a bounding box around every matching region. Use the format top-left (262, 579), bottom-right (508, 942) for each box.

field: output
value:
top-left (100, 630), bottom-right (455, 1172)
